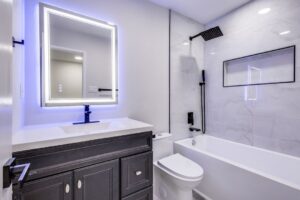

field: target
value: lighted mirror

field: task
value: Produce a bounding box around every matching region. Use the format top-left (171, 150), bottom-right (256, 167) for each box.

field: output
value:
top-left (40, 4), bottom-right (118, 106)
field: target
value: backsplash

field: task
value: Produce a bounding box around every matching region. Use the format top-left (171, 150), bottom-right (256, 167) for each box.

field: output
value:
top-left (205, 0), bottom-right (300, 157)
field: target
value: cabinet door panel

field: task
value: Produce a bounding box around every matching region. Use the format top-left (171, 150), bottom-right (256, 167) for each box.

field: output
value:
top-left (121, 152), bottom-right (153, 196)
top-left (13, 172), bottom-right (73, 200)
top-left (74, 159), bottom-right (119, 200)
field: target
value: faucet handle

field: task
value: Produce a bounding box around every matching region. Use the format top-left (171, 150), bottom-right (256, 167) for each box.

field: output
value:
top-left (84, 105), bottom-right (92, 114)
top-left (73, 105), bottom-right (99, 125)
top-left (84, 105), bottom-right (90, 111)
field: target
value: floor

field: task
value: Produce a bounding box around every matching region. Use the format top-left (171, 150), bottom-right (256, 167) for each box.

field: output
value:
top-left (153, 191), bottom-right (208, 200)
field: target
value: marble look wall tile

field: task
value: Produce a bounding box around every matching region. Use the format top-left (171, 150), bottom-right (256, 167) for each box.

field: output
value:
top-left (252, 135), bottom-right (279, 152)
top-left (170, 11), bottom-right (205, 141)
top-left (205, 0), bottom-right (300, 157)
top-left (278, 140), bottom-right (300, 157)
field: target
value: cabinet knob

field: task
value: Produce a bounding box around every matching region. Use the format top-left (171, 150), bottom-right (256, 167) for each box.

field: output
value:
top-left (136, 171), bottom-right (142, 176)
top-left (65, 184), bottom-right (70, 194)
top-left (77, 180), bottom-right (82, 189)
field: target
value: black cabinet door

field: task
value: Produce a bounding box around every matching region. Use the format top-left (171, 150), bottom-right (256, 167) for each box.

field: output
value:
top-left (13, 172), bottom-right (73, 200)
top-left (121, 152), bottom-right (153, 197)
top-left (74, 159), bottom-right (119, 200)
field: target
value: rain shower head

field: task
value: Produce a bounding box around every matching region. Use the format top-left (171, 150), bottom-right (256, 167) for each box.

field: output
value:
top-left (190, 26), bottom-right (223, 41)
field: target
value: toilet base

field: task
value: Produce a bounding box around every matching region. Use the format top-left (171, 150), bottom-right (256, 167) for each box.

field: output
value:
top-left (154, 164), bottom-right (198, 200)
top-left (157, 183), bottom-right (194, 200)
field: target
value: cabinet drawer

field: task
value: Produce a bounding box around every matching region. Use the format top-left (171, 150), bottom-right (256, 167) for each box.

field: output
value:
top-left (121, 151), bottom-right (153, 196)
top-left (122, 187), bottom-right (153, 200)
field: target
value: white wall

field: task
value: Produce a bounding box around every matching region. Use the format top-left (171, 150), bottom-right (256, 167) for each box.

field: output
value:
top-left (0, 0), bottom-right (13, 199)
top-left (205, 0), bottom-right (300, 157)
top-left (12, 0), bottom-right (25, 133)
top-left (23, 0), bottom-right (169, 134)
top-left (51, 60), bottom-right (83, 98)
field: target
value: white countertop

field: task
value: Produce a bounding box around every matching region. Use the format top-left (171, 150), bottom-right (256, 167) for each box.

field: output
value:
top-left (13, 118), bottom-right (153, 152)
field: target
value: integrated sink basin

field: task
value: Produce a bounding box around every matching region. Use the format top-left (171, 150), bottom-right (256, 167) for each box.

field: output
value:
top-left (13, 118), bottom-right (153, 152)
top-left (61, 122), bottom-right (111, 134)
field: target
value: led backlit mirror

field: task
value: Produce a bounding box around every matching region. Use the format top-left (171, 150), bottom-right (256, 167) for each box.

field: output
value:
top-left (40, 4), bottom-right (118, 106)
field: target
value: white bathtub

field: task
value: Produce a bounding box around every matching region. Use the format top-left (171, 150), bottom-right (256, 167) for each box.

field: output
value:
top-left (174, 135), bottom-right (300, 200)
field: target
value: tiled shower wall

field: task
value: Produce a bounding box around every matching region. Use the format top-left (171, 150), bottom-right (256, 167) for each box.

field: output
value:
top-left (170, 11), bottom-right (205, 141)
top-left (205, 0), bottom-right (300, 157)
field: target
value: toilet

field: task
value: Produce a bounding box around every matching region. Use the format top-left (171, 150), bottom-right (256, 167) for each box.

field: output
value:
top-left (154, 153), bottom-right (204, 200)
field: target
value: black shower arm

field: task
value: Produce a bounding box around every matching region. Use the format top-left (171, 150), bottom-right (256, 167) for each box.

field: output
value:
top-left (189, 26), bottom-right (223, 42)
top-left (189, 32), bottom-right (202, 41)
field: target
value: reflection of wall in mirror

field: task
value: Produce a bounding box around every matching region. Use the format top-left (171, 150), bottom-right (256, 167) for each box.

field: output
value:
top-left (51, 26), bottom-right (113, 99)
top-left (51, 60), bottom-right (83, 98)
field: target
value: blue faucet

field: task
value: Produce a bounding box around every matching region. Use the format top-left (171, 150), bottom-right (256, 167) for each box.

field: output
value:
top-left (73, 105), bottom-right (99, 125)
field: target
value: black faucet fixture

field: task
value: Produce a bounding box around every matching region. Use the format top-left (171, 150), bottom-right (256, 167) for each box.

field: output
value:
top-left (189, 127), bottom-right (201, 132)
top-left (187, 112), bottom-right (201, 132)
top-left (188, 112), bottom-right (194, 126)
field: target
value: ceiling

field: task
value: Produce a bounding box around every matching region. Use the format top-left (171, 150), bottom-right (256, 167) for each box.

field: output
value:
top-left (148, 0), bottom-right (252, 24)
top-left (51, 48), bottom-right (83, 64)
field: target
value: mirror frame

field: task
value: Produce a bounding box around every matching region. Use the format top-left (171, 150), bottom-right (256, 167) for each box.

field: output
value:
top-left (39, 3), bottom-right (118, 107)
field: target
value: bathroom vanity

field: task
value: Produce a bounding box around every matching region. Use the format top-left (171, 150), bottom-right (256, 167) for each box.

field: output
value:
top-left (12, 118), bottom-right (153, 200)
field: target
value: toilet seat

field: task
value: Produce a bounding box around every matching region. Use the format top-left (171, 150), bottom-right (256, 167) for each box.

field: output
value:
top-left (157, 154), bottom-right (203, 180)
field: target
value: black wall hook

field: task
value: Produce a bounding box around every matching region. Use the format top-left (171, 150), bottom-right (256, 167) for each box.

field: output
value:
top-left (12, 37), bottom-right (25, 47)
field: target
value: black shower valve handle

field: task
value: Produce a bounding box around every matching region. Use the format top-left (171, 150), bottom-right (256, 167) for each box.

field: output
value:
top-left (187, 112), bottom-right (194, 126)
top-left (202, 70), bottom-right (205, 82)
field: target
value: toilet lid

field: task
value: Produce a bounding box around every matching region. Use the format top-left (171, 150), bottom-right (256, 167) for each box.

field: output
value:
top-left (158, 154), bottom-right (203, 180)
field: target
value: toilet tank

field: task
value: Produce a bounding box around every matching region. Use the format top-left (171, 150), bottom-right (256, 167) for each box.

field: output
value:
top-left (153, 133), bottom-right (173, 162)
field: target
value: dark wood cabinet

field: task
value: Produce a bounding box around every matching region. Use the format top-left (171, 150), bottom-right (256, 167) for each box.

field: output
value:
top-left (13, 172), bottom-right (73, 200)
top-left (13, 132), bottom-right (153, 200)
top-left (122, 187), bottom-right (152, 200)
top-left (74, 160), bottom-right (119, 200)
top-left (121, 152), bottom-right (153, 197)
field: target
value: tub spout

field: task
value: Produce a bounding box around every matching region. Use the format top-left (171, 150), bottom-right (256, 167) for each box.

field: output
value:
top-left (189, 127), bottom-right (201, 146)
top-left (192, 139), bottom-right (196, 146)
top-left (189, 127), bottom-right (201, 132)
